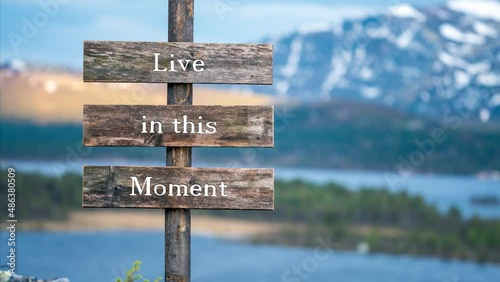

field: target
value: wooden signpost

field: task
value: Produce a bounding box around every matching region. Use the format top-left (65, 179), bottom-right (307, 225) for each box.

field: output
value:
top-left (81, 0), bottom-right (274, 281)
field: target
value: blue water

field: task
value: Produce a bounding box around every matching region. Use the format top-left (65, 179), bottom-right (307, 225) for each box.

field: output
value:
top-left (2, 159), bottom-right (499, 218)
top-left (2, 232), bottom-right (499, 282)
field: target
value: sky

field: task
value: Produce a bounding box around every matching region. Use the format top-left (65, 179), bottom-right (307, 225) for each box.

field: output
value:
top-left (1, 0), bottom-right (447, 69)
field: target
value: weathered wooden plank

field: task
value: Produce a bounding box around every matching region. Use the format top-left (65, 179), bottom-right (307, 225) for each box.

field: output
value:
top-left (83, 105), bottom-right (274, 147)
top-left (83, 41), bottom-right (273, 84)
top-left (82, 166), bottom-right (274, 210)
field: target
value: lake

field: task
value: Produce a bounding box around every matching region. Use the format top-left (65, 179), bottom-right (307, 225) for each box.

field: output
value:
top-left (5, 231), bottom-right (499, 282)
top-left (2, 159), bottom-right (499, 218)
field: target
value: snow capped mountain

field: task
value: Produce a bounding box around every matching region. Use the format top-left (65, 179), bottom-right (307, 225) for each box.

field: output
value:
top-left (254, 0), bottom-right (500, 122)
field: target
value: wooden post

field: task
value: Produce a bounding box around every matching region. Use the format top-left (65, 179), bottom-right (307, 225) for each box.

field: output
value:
top-left (166, 0), bottom-right (193, 281)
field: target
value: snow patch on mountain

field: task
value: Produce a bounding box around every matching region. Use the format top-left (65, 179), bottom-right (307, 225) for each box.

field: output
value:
top-left (448, 0), bottom-right (500, 21)
top-left (477, 73), bottom-right (500, 87)
top-left (322, 51), bottom-right (349, 96)
top-left (396, 24), bottom-right (418, 48)
top-left (473, 21), bottom-right (498, 37)
top-left (281, 37), bottom-right (303, 77)
top-left (359, 67), bottom-right (374, 81)
top-left (454, 71), bottom-right (471, 90)
top-left (389, 4), bottom-right (426, 22)
top-left (361, 87), bottom-right (381, 99)
top-left (490, 94), bottom-right (500, 107)
top-left (466, 62), bottom-right (491, 76)
top-left (480, 108), bottom-right (491, 122)
top-left (438, 51), bottom-right (469, 69)
top-left (440, 24), bottom-right (485, 44)
top-left (298, 23), bottom-right (332, 35)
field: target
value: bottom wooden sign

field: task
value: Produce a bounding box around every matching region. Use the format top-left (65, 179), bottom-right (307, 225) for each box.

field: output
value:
top-left (83, 166), bottom-right (274, 210)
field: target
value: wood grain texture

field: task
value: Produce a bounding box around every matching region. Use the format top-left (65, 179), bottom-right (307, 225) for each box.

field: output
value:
top-left (166, 1), bottom-right (193, 281)
top-left (82, 166), bottom-right (274, 210)
top-left (83, 41), bottom-right (273, 84)
top-left (83, 105), bottom-right (274, 147)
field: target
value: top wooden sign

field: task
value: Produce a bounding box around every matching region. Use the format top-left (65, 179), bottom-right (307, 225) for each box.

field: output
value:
top-left (83, 41), bottom-right (273, 84)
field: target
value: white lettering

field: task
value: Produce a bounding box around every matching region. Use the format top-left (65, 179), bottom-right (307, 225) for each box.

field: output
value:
top-left (130, 177), bottom-right (152, 196)
top-left (154, 184), bottom-right (166, 196)
top-left (153, 53), bottom-right (167, 72)
top-left (169, 184), bottom-right (188, 197)
top-left (178, 59), bottom-right (191, 71)
top-left (129, 177), bottom-right (229, 197)
top-left (220, 182), bottom-right (228, 197)
top-left (193, 60), bottom-right (205, 72)
top-left (152, 53), bottom-right (205, 72)
top-left (190, 184), bottom-right (203, 196)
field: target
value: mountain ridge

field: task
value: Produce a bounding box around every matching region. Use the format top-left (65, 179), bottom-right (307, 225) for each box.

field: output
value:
top-left (246, 0), bottom-right (500, 123)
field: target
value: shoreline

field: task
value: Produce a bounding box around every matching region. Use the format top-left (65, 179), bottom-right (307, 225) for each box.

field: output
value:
top-left (4, 210), bottom-right (499, 264)
top-left (3, 211), bottom-right (280, 239)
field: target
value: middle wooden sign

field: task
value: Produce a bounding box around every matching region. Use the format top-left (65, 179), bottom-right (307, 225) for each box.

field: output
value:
top-left (84, 105), bottom-right (274, 147)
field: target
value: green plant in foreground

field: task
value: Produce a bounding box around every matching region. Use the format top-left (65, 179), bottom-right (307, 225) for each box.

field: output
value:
top-left (115, 261), bottom-right (162, 282)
